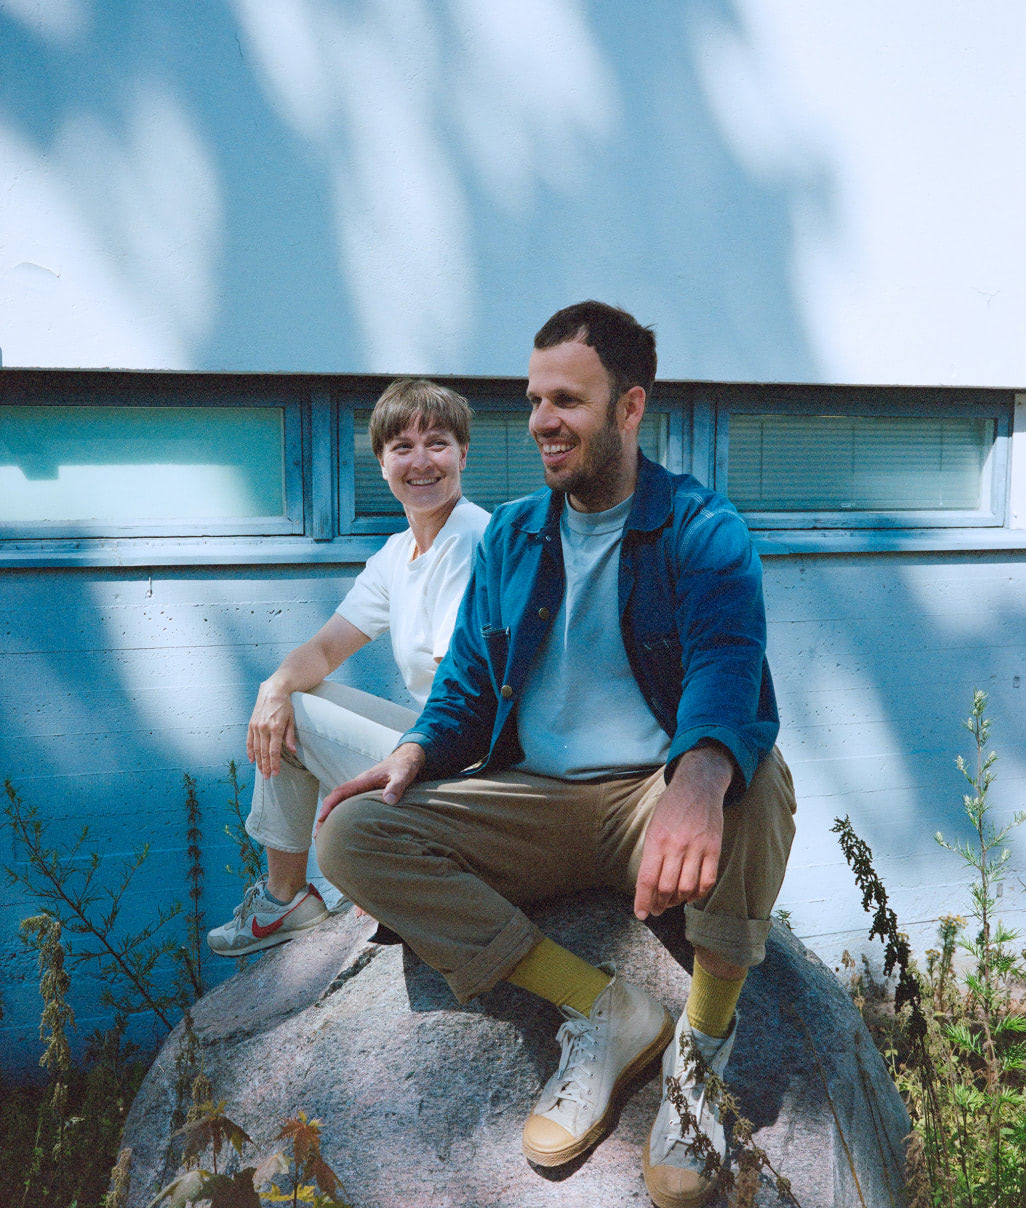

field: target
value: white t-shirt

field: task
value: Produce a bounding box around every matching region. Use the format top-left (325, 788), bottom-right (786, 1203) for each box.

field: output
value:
top-left (336, 497), bottom-right (490, 707)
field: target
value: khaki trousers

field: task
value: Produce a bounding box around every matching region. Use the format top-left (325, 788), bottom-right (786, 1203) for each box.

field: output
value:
top-left (245, 681), bottom-right (417, 853)
top-left (315, 747), bottom-right (796, 1002)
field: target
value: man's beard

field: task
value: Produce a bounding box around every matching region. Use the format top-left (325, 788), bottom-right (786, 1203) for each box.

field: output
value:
top-left (543, 398), bottom-right (624, 505)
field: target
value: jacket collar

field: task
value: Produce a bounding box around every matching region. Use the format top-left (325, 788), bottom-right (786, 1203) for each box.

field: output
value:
top-left (512, 451), bottom-right (671, 538)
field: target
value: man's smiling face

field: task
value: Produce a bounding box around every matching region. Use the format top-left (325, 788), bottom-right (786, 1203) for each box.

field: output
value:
top-left (526, 339), bottom-right (643, 513)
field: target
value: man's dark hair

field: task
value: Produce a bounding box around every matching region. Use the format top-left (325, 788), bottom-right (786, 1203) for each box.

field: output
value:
top-left (533, 300), bottom-right (657, 400)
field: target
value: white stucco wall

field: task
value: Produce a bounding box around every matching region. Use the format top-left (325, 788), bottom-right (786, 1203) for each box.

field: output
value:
top-left (1, 0), bottom-right (1023, 386)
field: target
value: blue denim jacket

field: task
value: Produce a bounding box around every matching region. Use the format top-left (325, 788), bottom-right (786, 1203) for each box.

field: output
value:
top-left (403, 453), bottom-right (779, 792)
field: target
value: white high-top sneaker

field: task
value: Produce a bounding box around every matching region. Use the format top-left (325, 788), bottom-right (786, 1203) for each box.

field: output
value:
top-left (643, 1014), bottom-right (738, 1208)
top-left (522, 965), bottom-right (674, 1167)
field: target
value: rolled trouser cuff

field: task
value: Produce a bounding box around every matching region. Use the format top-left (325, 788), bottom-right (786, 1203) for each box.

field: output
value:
top-left (445, 912), bottom-right (546, 1003)
top-left (245, 744), bottom-right (320, 852)
top-left (684, 904), bottom-right (773, 969)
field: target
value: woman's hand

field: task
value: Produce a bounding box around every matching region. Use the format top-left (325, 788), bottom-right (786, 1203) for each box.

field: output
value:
top-left (246, 681), bottom-right (298, 778)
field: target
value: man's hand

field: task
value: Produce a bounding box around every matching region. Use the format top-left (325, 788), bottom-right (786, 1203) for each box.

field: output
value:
top-left (246, 681), bottom-right (297, 779)
top-left (314, 742), bottom-right (426, 836)
top-left (634, 745), bottom-right (735, 920)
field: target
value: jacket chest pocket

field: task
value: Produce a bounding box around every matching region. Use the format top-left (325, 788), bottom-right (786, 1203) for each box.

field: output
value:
top-left (481, 625), bottom-right (511, 683)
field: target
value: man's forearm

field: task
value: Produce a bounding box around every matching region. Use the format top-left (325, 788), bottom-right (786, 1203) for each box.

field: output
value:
top-left (634, 744), bottom-right (734, 919)
top-left (667, 743), bottom-right (734, 802)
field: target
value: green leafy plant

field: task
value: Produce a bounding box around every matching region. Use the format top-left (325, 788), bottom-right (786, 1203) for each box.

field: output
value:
top-left (223, 759), bottom-right (265, 887)
top-left (150, 1104), bottom-right (351, 1208)
top-left (4, 777), bottom-right (185, 1032)
top-left (837, 691), bottom-right (1026, 1208)
top-left (181, 773), bottom-right (206, 999)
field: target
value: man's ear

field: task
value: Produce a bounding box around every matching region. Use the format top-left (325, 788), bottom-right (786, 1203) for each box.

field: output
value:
top-left (459, 444), bottom-right (468, 472)
top-left (379, 457), bottom-right (388, 480)
top-left (621, 386), bottom-right (646, 434)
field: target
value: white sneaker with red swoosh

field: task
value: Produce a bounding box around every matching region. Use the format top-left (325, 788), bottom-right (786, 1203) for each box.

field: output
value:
top-left (207, 878), bottom-right (329, 956)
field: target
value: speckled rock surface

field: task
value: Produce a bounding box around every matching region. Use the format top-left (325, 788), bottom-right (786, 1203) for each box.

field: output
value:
top-left (121, 893), bottom-right (908, 1207)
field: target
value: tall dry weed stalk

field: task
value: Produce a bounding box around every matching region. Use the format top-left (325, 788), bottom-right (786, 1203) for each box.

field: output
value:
top-left (838, 691), bottom-right (1026, 1208)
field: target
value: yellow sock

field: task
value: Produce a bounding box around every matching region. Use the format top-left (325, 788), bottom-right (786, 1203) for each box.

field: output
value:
top-left (686, 958), bottom-right (746, 1038)
top-left (506, 937), bottom-right (612, 1017)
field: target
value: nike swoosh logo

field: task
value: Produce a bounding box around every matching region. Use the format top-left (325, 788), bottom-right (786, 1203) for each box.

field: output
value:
top-left (251, 916), bottom-right (285, 939)
top-left (251, 896), bottom-right (308, 939)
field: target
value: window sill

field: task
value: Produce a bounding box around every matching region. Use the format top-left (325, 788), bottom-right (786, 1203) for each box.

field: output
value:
top-left (0, 536), bottom-right (393, 568)
top-left (3, 526), bottom-right (1026, 569)
top-left (754, 527), bottom-right (1026, 557)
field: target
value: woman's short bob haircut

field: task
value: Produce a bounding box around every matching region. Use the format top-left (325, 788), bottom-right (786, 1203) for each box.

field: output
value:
top-left (369, 378), bottom-right (473, 459)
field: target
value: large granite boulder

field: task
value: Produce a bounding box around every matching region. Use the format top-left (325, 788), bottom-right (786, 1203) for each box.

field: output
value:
top-left (121, 893), bottom-right (909, 1207)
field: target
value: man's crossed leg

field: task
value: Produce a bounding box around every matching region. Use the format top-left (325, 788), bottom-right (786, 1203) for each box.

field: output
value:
top-left (316, 749), bottom-right (795, 1206)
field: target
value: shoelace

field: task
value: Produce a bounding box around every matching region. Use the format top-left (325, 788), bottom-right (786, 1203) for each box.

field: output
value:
top-left (550, 1017), bottom-right (601, 1109)
top-left (664, 1059), bottom-right (713, 1152)
top-left (233, 879), bottom-right (267, 922)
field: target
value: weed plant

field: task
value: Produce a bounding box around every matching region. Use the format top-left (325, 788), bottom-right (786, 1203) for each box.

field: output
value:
top-left (665, 1033), bottom-right (799, 1207)
top-left (152, 1091), bottom-right (352, 1208)
top-left (836, 691), bottom-right (1026, 1208)
top-left (0, 916), bottom-right (148, 1208)
top-left (1, 762), bottom-right (356, 1208)
top-left (223, 758), bottom-right (265, 888)
top-left (3, 777), bottom-right (187, 1032)
top-left (181, 772), bottom-right (206, 999)
top-left (1, 772), bottom-right (213, 1207)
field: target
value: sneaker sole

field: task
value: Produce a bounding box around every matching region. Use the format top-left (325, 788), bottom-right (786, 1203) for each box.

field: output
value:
top-left (523, 1007), bottom-right (675, 1167)
top-left (206, 910), bottom-right (329, 957)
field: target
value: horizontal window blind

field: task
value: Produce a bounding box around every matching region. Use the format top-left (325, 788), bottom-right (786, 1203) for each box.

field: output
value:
top-left (0, 405), bottom-right (286, 524)
top-left (353, 411), bottom-right (668, 514)
top-left (727, 413), bottom-right (994, 512)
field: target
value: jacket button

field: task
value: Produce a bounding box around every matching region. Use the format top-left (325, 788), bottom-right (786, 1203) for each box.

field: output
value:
top-left (500, 684), bottom-right (513, 699)
top-left (537, 607), bottom-right (550, 621)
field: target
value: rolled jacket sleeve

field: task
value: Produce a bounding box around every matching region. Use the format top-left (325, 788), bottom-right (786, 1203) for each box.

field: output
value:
top-left (399, 538), bottom-right (501, 780)
top-left (664, 506), bottom-right (778, 789)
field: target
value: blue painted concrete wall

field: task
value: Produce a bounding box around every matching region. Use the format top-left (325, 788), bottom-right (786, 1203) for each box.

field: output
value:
top-left (4, 552), bottom-right (1026, 1074)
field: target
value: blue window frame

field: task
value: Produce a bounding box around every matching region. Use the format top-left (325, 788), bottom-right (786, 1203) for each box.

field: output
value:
top-left (0, 370), bottom-right (1019, 565)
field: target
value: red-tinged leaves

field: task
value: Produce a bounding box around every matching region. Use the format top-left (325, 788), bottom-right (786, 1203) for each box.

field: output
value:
top-left (275, 1111), bottom-right (320, 1166)
top-left (274, 1111), bottom-right (345, 1201)
top-left (309, 1154), bottom-right (342, 1197)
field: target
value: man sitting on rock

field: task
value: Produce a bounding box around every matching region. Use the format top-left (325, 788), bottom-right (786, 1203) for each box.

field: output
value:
top-left (315, 300), bottom-right (797, 1208)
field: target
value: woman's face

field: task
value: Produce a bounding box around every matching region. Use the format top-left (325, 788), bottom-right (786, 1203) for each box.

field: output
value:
top-left (378, 417), bottom-right (467, 520)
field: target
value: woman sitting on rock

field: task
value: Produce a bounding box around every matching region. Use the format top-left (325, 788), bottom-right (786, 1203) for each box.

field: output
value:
top-left (208, 378), bottom-right (489, 956)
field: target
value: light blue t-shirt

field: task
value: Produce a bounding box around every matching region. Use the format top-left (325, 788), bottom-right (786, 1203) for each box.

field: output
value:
top-left (515, 495), bottom-right (670, 779)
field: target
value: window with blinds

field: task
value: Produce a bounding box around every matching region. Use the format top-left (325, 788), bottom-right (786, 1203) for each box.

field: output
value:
top-left (352, 408), bottom-right (669, 515)
top-left (720, 405), bottom-right (1000, 524)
